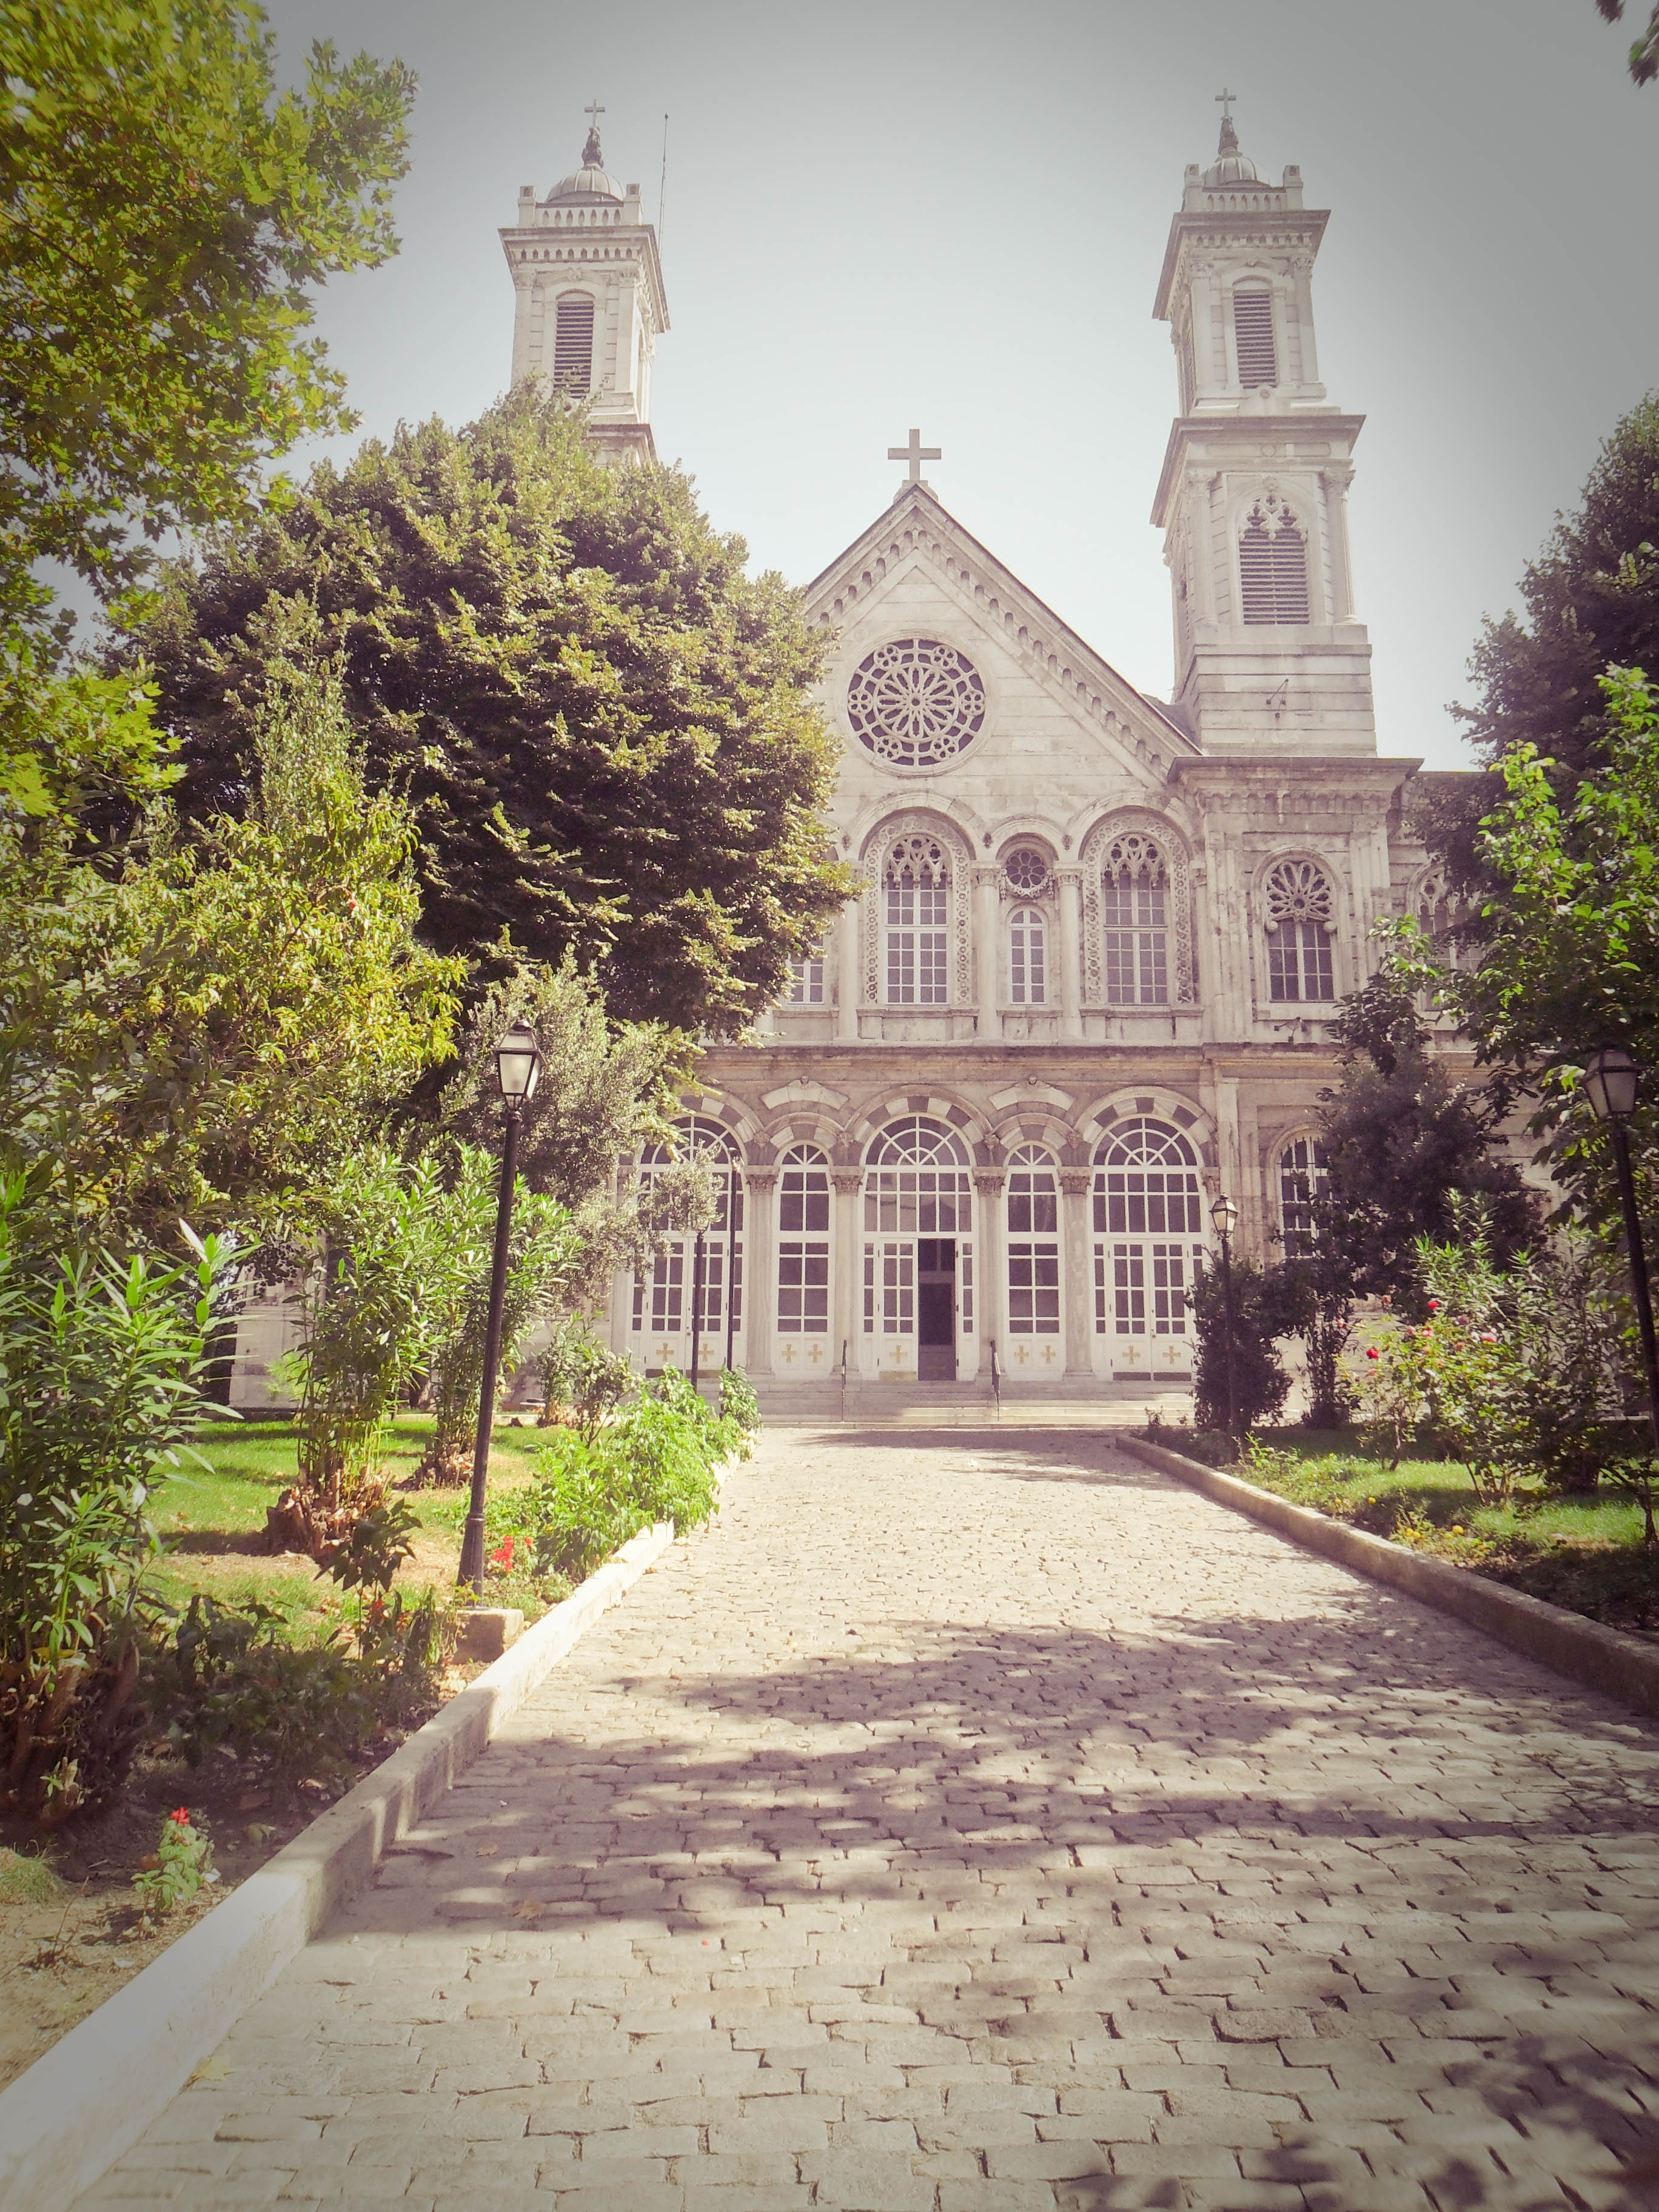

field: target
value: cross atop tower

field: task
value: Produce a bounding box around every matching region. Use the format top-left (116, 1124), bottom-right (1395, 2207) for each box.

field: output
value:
top-left (582, 98), bottom-right (605, 166)
top-left (1214, 87), bottom-right (1236, 124)
top-left (1214, 87), bottom-right (1240, 155)
top-left (887, 426), bottom-right (940, 491)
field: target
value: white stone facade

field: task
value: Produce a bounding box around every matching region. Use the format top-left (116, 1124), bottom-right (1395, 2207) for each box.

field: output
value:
top-left (606, 116), bottom-right (1448, 1406)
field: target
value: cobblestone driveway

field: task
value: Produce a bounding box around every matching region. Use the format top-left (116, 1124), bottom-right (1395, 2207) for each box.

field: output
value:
top-left (79, 1429), bottom-right (1659, 2211)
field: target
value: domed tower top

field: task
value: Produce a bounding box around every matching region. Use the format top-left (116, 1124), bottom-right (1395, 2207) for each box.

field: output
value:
top-left (500, 104), bottom-right (669, 467)
top-left (1202, 103), bottom-right (1261, 188)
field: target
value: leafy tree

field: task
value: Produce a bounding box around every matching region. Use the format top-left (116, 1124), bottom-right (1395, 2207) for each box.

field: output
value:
top-left (0, 1), bottom-right (412, 635)
top-left (1310, 956), bottom-right (1540, 1305)
top-left (1, 657), bottom-right (462, 1246)
top-left (1450, 665), bottom-right (1659, 1244)
top-left (1430, 395), bottom-right (1659, 890)
top-left (123, 391), bottom-right (853, 1034)
top-left (1595, 0), bottom-right (1659, 85)
top-left (1189, 1256), bottom-right (1292, 1441)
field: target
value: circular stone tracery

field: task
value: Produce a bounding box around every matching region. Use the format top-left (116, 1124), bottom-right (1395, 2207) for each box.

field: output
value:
top-left (846, 638), bottom-right (986, 770)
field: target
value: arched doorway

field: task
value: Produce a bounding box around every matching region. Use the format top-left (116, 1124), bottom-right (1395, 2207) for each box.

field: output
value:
top-left (861, 1116), bottom-right (976, 1382)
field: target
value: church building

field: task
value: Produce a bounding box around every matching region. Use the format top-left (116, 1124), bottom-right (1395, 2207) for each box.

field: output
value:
top-left (498, 106), bottom-right (1446, 1409)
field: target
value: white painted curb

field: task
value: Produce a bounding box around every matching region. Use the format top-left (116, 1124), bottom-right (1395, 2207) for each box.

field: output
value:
top-left (0, 1517), bottom-right (678, 2212)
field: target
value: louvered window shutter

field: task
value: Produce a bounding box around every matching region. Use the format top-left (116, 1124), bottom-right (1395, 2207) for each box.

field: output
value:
top-left (554, 296), bottom-right (594, 391)
top-left (1232, 287), bottom-right (1276, 387)
top-left (1239, 512), bottom-right (1310, 625)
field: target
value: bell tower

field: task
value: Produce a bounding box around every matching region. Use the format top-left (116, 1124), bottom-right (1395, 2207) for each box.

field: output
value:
top-left (1150, 99), bottom-right (1375, 756)
top-left (499, 110), bottom-right (669, 465)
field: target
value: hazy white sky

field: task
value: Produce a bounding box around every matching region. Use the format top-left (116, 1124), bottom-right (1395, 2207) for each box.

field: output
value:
top-left (264, 0), bottom-right (1659, 771)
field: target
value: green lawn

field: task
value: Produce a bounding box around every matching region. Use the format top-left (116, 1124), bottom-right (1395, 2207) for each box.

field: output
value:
top-left (1186, 1424), bottom-right (1659, 1640)
top-left (145, 1413), bottom-right (557, 1632)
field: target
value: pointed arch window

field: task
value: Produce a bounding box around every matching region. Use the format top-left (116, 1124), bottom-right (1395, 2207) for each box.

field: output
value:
top-left (883, 836), bottom-right (950, 1005)
top-left (1101, 832), bottom-right (1170, 1004)
top-left (1278, 1135), bottom-right (1330, 1257)
top-left (1264, 859), bottom-right (1336, 1002)
top-left (1233, 284), bottom-right (1277, 387)
top-left (553, 294), bottom-right (594, 391)
top-left (1239, 496), bottom-right (1309, 625)
top-left (776, 1145), bottom-right (831, 1335)
top-left (1006, 1145), bottom-right (1060, 1335)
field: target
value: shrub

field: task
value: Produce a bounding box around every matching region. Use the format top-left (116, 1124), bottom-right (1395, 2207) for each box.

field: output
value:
top-left (537, 1317), bottom-right (635, 1435)
top-left (719, 1367), bottom-right (761, 1448)
top-left (131, 1806), bottom-right (217, 1927)
top-left (0, 1180), bottom-right (233, 1825)
top-left (1188, 1256), bottom-right (1291, 1438)
top-left (512, 1366), bottom-right (734, 1580)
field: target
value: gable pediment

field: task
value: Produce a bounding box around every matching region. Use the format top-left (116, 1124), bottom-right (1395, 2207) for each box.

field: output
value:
top-left (805, 485), bottom-right (1197, 786)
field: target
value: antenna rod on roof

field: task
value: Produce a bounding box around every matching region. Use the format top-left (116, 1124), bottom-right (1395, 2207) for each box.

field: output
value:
top-left (658, 112), bottom-right (669, 249)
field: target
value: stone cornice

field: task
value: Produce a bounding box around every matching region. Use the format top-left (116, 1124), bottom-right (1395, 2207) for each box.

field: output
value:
top-left (498, 221), bottom-right (669, 332)
top-left (1153, 204), bottom-right (1330, 320)
top-left (1151, 414), bottom-right (1367, 528)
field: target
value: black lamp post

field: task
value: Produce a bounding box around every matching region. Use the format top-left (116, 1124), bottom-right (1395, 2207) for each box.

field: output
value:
top-left (1210, 1191), bottom-right (1240, 1439)
top-left (457, 1021), bottom-right (542, 1596)
top-left (1581, 1045), bottom-right (1659, 1469)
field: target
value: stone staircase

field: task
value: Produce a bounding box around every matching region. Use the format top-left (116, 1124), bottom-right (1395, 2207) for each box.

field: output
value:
top-left (753, 1373), bottom-right (1191, 1429)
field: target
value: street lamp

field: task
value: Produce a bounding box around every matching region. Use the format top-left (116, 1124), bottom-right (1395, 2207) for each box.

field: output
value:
top-left (1580, 1045), bottom-right (1659, 1471)
top-left (1210, 1191), bottom-right (1240, 1441)
top-left (457, 1022), bottom-right (541, 1595)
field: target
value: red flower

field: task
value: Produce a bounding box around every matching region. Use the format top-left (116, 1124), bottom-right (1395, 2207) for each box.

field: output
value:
top-left (170, 1807), bottom-right (190, 1825)
top-left (1426, 1299), bottom-right (1440, 1312)
top-left (489, 1537), bottom-right (515, 1569)
top-left (1366, 1347), bottom-right (1381, 1361)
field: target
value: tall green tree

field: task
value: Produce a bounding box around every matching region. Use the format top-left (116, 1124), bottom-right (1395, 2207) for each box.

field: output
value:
top-left (123, 392), bottom-right (853, 1034)
top-left (1, 659), bottom-right (461, 1246)
top-left (1430, 394), bottom-right (1659, 890)
top-left (0, 1), bottom-right (412, 635)
top-left (1450, 666), bottom-right (1659, 1239)
top-left (1309, 957), bottom-right (1539, 1305)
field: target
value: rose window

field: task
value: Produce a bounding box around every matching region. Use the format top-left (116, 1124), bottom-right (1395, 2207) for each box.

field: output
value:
top-left (845, 638), bottom-right (985, 769)
top-left (1004, 848), bottom-right (1050, 897)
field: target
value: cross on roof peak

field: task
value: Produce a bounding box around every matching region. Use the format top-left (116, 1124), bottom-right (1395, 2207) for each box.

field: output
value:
top-left (887, 426), bottom-right (941, 492)
top-left (581, 98), bottom-right (605, 167)
top-left (1215, 87), bottom-right (1237, 122)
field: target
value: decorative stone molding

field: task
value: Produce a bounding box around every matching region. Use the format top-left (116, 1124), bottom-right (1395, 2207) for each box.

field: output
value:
top-left (1079, 813), bottom-right (1196, 1006)
top-left (972, 1171), bottom-right (1007, 1198)
top-left (1262, 856), bottom-right (1336, 934)
top-left (830, 1170), bottom-right (864, 1196)
top-left (743, 1169), bottom-right (778, 1195)
top-left (1057, 1170), bottom-right (1093, 1198)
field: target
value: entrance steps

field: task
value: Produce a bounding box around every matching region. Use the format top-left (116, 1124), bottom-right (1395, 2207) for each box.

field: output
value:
top-left (753, 1374), bottom-right (1192, 1429)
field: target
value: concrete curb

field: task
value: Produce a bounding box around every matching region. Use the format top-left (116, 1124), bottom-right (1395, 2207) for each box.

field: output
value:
top-left (1120, 1434), bottom-right (1659, 1721)
top-left (0, 1517), bottom-right (677, 2212)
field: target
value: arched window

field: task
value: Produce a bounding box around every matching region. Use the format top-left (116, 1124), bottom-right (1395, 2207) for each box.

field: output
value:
top-left (883, 836), bottom-right (950, 1006)
top-left (1233, 283), bottom-right (1276, 387)
top-left (1101, 831), bottom-right (1170, 1004)
top-left (631, 1117), bottom-right (743, 1349)
top-left (1009, 908), bottom-right (1046, 1004)
top-left (553, 295), bottom-right (595, 392)
top-left (1091, 1118), bottom-right (1204, 1350)
top-left (1264, 859), bottom-right (1336, 1002)
top-left (1239, 495), bottom-right (1309, 624)
top-left (1278, 1135), bottom-right (1329, 1256)
top-left (776, 1145), bottom-right (830, 1336)
top-left (1006, 1145), bottom-right (1060, 1336)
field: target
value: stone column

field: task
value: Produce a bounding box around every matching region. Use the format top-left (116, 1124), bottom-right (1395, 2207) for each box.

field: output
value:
top-left (1057, 868), bottom-right (1084, 1042)
top-left (1321, 466), bottom-right (1357, 625)
top-left (1059, 1169), bottom-right (1094, 1379)
top-left (742, 1168), bottom-right (777, 1378)
top-left (973, 866), bottom-right (1000, 1037)
top-left (831, 1168), bottom-right (863, 1378)
top-left (836, 899), bottom-right (860, 1043)
top-left (973, 1170), bottom-right (1007, 1381)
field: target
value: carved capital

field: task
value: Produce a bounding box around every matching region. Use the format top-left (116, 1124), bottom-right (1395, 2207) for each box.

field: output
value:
top-left (1058, 1170), bottom-right (1093, 1198)
top-left (973, 1171), bottom-right (1007, 1197)
top-left (831, 1170), bottom-right (863, 1195)
top-left (744, 1169), bottom-right (778, 1195)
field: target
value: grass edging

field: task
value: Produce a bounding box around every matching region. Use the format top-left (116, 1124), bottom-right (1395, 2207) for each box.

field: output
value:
top-left (1120, 1435), bottom-right (1659, 1723)
top-left (0, 1515), bottom-right (679, 2212)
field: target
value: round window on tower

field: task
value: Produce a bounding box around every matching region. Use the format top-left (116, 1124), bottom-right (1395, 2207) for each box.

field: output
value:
top-left (845, 638), bottom-right (986, 771)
